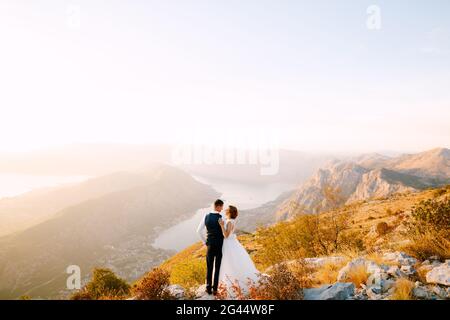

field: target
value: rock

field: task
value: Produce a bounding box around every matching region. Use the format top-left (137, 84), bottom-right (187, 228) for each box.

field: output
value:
top-left (353, 288), bottom-right (368, 300)
top-left (432, 285), bottom-right (447, 298)
top-left (429, 255), bottom-right (440, 261)
top-left (366, 286), bottom-right (382, 300)
top-left (304, 256), bottom-right (346, 268)
top-left (303, 283), bottom-right (355, 300)
top-left (366, 261), bottom-right (383, 274)
top-left (387, 265), bottom-right (404, 278)
top-left (383, 252), bottom-right (417, 266)
top-left (400, 265), bottom-right (416, 276)
top-left (413, 286), bottom-right (430, 299)
top-left (426, 261), bottom-right (450, 286)
top-left (167, 284), bottom-right (185, 300)
top-left (422, 260), bottom-right (430, 266)
top-left (195, 285), bottom-right (214, 300)
top-left (381, 279), bottom-right (395, 292)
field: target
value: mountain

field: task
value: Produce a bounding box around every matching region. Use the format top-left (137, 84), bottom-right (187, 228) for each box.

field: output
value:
top-left (0, 165), bottom-right (219, 299)
top-left (0, 144), bottom-right (171, 176)
top-left (237, 190), bottom-right (293, 232)
top-left (275, 148), bottom-right (450, 220)
top-left (383, 148), bottom-right (450, 180)
top-left (347, 168), bottom-right (431, 203)
top-left (0, 166), bottom-right (181, 236)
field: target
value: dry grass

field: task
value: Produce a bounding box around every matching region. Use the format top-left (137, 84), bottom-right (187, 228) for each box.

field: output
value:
top-left (416, 265), bottom-right (431, 284)
top-left (391, 278), bottom-right (415, 300)
top-left (344, 265), bottom-right (369, 288)
top-left (365, 251), bottom-right (397, 266)
top-left (402, 230), bottom-right (450, 260)
top-left (288, 260), bottom-right (315, 288)
top-left (313, 261), bottom-right (347, 286)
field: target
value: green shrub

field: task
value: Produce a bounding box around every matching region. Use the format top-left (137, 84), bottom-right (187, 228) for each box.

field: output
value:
top-left (71, 268), bottom-right (130, 300)
top-left (255, 212), bottom-right (364, 268)
top-left (411, 198), bottom-right (450, 231)
top-left (403, 197), bottom-right (450, 260)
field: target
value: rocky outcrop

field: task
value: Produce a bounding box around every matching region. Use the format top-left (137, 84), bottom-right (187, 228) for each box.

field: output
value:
top-left (347, 169), bottom-right (422, 203)
top-left (167, 284), bottom-right (185, 299)
top-left (426, 261), bottom-right (450, 286)
top-left (382, 251), bottom-right (418, 266)
top-left (168, 252), bottom-right (449, 301)
top-left (303, 283), bottom-right (355, 300)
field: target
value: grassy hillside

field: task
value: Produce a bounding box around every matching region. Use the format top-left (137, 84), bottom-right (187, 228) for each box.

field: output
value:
top-left (159, 187), bottom-right (450, 290)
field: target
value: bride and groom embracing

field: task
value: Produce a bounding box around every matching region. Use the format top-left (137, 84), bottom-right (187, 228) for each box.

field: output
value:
top-left (197, 199), bottom-right (259, 296)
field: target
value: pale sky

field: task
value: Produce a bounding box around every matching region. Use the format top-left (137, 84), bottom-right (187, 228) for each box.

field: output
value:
top-left (0, 0), bottom-right (449, 153)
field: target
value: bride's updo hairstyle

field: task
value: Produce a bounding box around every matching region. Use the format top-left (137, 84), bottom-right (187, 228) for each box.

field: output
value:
top-left (227, 205), bottom-right (238, 219)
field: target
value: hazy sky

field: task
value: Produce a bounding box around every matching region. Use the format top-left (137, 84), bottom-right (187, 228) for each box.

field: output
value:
top-left (0, 0), bottom-right (449, 153)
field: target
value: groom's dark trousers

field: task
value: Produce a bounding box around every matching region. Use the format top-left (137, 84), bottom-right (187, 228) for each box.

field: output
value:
top-left (204, 213), bottom-right (224, 292)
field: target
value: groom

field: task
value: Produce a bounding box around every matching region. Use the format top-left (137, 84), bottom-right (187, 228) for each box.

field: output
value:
top-left (196, 199), bottom-right (224, 295)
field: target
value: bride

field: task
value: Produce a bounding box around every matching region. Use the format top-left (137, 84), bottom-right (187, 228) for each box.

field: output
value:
top-left (218, 205), bottom-right (260, 293)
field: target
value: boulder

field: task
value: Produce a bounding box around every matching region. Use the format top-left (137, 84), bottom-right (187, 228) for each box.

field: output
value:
top-left (426, 261), bottom-right (450, 286)
top-left (167, 284), bottom-right (185, 300)
top-left (383, 252), bottom-right (417, 266)
top-left (353, 288), bottom-right (368, 300)
top-left (303, 283), bottom-right (355, 300)
top-left (432, 285), bottom-right (447, 299)
top-left (400, 265), bottom-right (416, 276)
top-left (413, 286), bottom-right (430, 299)
top-left (386, 265), bottom-right (404, 278)
top-left (366, 271), bottom-right (389, 289)
top-left (381, 279), bottom-right (395, 292)
top-left (366, 286), bottom-right (382, 300)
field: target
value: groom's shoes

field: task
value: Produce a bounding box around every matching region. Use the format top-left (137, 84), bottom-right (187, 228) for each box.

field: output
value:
top-left (206, 288), bottom-right (213, 295)
top-left (213, 290), bottom-right (218, 296)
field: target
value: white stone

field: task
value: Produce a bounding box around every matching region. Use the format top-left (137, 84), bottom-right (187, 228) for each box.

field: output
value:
top-left (303, 283), bottom-right (355, 300)
top-left (383, 251), bottom-right (417, 266)
top-left (400, 265), bottom-right (416, 276)
top-left (426, 262), bottom-right (450, 286)
top-left (432, 285), bottom-right (446, 298)
top-left (413, 286), bottom-right (430, 299)
top-left (167, 284), bottom-right (185, 300)
top-left (366, 286), bottom-right (382, 300)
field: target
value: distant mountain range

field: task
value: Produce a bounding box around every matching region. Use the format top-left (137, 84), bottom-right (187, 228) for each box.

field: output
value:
top-left (0, 165), bottom-right (218, 299)
top-left (0, 143), bottom-right (333, 185)
top-left (239, 148), bottom-right (450, 231)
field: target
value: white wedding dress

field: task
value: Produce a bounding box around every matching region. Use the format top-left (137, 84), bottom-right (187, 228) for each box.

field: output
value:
top-left (218, 219), bottom-right (260, 293)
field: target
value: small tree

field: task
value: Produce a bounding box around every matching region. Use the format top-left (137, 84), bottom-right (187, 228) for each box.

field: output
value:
top-left (376, 222), bottom-right (389, 236)
top-left (132, 268), bottom-right (174, 300)
top-left (404, 197), bottom-right (450, 260)
top-left (71, 268), bottom-right (130, 300)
